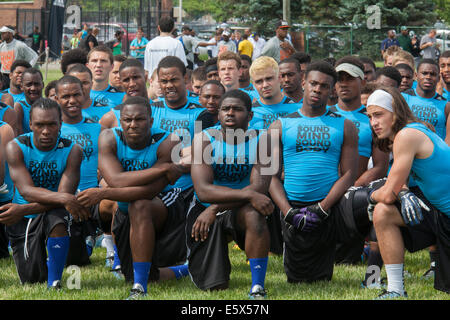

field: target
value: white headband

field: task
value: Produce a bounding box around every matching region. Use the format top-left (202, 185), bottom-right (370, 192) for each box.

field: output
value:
top-left (366, 89), bottom-right (393, 112)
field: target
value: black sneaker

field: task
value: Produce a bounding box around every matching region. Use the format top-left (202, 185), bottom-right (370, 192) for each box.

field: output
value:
top-left (126, 283), bottom-right (146, 300)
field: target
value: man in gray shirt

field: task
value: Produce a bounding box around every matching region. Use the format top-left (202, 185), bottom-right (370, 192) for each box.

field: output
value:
top-left (420, 29), bottom-right (440, 61)
top-left (260, 20), bottom-right (295, 63)
top-left (217, 30), bottom-right (236, 54)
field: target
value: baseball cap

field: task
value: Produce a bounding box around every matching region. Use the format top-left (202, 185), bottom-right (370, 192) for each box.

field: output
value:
top-left (401, 26), bottom-right (408, 31)
top-left (335, 63), bottom-right (365, 80)
top-left (222, 30), bottom-right (231, 37)
top-left (0, 26), bottom-right (14, 33)
top-left (276, 20), bottom-right (290, 29)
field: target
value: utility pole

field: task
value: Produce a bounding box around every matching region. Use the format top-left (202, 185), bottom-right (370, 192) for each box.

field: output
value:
top-left (283, 0), bottom-right (291, 25)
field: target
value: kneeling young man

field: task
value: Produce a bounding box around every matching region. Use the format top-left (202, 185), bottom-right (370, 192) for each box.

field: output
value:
top-left (367, 86), bottom-right (450, 298)
top-left (268, 61), bottom-right (373, 283)
top-left (188, 89), bottom-right (274, 299)
top-left (77, 96), bottom-right (190, 299)
top-left (0, 98), bottom-right (86, 288)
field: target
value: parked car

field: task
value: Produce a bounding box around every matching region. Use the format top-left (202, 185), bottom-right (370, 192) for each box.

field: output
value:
top-left (436, 29), bottom-right (450, 53)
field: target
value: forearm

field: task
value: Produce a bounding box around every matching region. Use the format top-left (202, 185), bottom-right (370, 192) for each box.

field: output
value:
top-left (20, 187), bottom-right (72, 206)
top-left (102, 166), bottom-right (168, 188)
top-left (320, 172), bottom-right (355, 212)
top-left (269, 176), bottom-right (291, 216)
top-left (196, 184), bottom-right (254, 204)
top-left (99, 177), bottom-right (169, 202)
top-left (355, 166), bottom-right (387, 187)
top-left (17, 202), bottom-right (60, 216)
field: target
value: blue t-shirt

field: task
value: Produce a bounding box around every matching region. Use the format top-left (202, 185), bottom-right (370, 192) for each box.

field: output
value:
top-left (12, 133), bottom-right (75, 218)
top-left (240, 85), bottom-right (259, 101)
top-left (0, 102), bottom-right (11, 123)
top-left (250, 96), bottom-right (302, 129)
top-left (402, 89), bottom-right (448, 140)
top-left (405, 122), bottom-right (450, 217)
top-left (90, 85), bottom-right (125, 107)
top-left (328, 104), bottom-right (372, 158)
top-left (61, 117), bottom-right (102, 191)
top-left (112, 127), bottom-right (169, 213)
top-left (280, 109), bottom-right (346, 202)
top-left (0, 121), bottom-right (13, 202)
top-left (81, 99), bottom-right (113, 123)
top-left (443, 88), bottom-right (449, 101)
top-left (151, 99), bottom-right (215, 191)
top-left (195, 126), bottom-right (261, 207)
top-left (17, 99), bottom-right (32, 134)
top-left (130, 37), bottom-right (149, 59)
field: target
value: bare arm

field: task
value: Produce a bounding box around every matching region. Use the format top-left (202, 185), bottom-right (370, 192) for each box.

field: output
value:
top-left (13, 102), bottom-right (24, 135)
top-left (320, 120), bottom-right (359, 211)
top-left (98, 129), bottom-right (176, 188)
top-left (1, 94), bottom-right (14, 108)
top-left (354, 145), bottom-right (389, 187)
top-left (99, 110), bottom-right (118, 129)
top-left (444, 102), bottom-right (450, 146)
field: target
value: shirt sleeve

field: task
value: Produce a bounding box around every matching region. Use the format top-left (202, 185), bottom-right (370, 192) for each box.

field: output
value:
top-left (175, 41), bottom-right (188, 67)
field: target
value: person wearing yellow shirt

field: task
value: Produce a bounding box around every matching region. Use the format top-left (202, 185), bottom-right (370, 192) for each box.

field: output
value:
top-left (238, 34), bottom-right (253, 59)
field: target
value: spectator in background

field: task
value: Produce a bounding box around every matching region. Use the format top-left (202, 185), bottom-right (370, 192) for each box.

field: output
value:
top-left (217, 30), bottom-right (237, 55)
top-left (179, 25), bottom-right (197, 70)
top-left (70, 29), bottom-right (80, 49)
top-left (81, 24), bottom-right (89, 40)
top-left (62, 35), bottom-right (71, 53)
top-left (420, 29), bottom-right (440, 61)
top-left (238, 33), bottom-right (253, 59)
top-left (85, 28), bottom-right (99, 51)
top-left (380, 30), bottom-right (400, 57)
top-left (0, 26), bottom-right (38, 90)
top-left (28, 26), bottom-right (44, 56)
top-left (260, 20), bottom-right (295, 63)
top-left (249, 33), bottom-right (266, 61)
top-left (129, 27), bottom-right (149, 65)
top-left (397, 26), bottom-right (413, 54)
top-left (110, 31), bottom-right (123, 56)
top-left (233, 30), bottom-right (242, 51)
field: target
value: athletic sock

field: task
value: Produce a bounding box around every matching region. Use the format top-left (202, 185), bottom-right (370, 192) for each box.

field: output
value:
top-left (168, 264), bottom-right (189, 280)
top-left (103, 234), bottom-right (115, 258)
top-left (112, 244), bottom-right (121, 269)
top-left (133, 262), bottom-right (151, 293)
top-left (47, 236), bottom-right (70, 287)
top-left (249, 257), bottom-right (268, 289)
top-left (385, 263), bottom-right (405, 295)
top-left (364, 249), bottom-right (384, 283)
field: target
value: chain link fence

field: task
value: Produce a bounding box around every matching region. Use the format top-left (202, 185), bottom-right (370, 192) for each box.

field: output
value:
top-left (291, 24), bottom-right (450, 62)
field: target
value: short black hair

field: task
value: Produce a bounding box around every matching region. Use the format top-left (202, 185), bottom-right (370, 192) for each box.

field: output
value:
top-left (158, 16), bottom-right (175, 33)
top-left (45, 80), bottom-right (58, 98)
top-left (119, 58), bottom-right (145, 74)
top-left (113, 54), bottom-right (127, 63)
top-left (305, 61), bottom-right (338, 85)
top-left (291, 52), bottom-right (311, 64)
top-left (22, 67), bottom-right (43, 82)
top-left (219, 89), bottom-right (252, 112)
top-left (30, 97), bottom-right (62, 121)
top-left (55, 75), bottom-right (83, 94)
top-left (322, 57), bottom-right (336, 67)
top-left (10, 60), bottom-right (32, 73)
top-left (121, 96), bottom-right (151, 116)
top-left (66, 63), bottom-right (93, 79)
top-left (441, 50), bottom-right (450, 59)
top-left (395, 63), bottom-right (414, 75)
top-left (278, 57), bottom-right (301, 72)
top-left (157, 56), bottom-right (186, 76)
top-left (60, 48), bottom-right (88, 74)
top-left (375, 66), bottom-right (402, 87)
top-left (239, 54), bottom-right (252, 65)
top-left (359, 57), bottom-right (376, 71)
top-left (200, 80), bottom-right (225, 94)
top-left (417, 58), bottom-right (440, 73)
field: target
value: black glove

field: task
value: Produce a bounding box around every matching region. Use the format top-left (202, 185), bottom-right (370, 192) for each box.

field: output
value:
top-left (284, 203), bottom-right (329, 232)
top-left (398, 189), bottom-right (429, 226)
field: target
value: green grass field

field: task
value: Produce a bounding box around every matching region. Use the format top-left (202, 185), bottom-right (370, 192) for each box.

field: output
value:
top-left (0, 243), bottom-right (448, 300)
top-left (3, 63), bottom-right (444, 301)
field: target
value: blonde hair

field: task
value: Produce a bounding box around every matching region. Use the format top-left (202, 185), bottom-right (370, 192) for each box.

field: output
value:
top-left (249, 56), bottom-right (279, 79)
top-left (383, 45), bottom-right (400, 61)
top-left (392, 50), bottom-right (415, 71)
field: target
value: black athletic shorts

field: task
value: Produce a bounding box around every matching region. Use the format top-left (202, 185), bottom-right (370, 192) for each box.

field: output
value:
top-left (112, 188), bottom-right (190, 283)
top-left (282, 185), bottom-right (373, 283)
top-left (6, 208), bottom-right (70, 284)
top-left (185, 198), bottom-right (246, 291)
top-left (66, 205), bottom-right (100, 267)
top-left (398, 187), bottom-right (450, 293)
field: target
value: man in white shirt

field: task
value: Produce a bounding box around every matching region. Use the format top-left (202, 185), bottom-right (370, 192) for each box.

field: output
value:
top-left (249, 33), bottom-right (266, 61)
top-left (144, 16), bottom-right (187, 80)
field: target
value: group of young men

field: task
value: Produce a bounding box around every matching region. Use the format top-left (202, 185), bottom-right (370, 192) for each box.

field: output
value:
top-left (0, 33), bottom-right (449, 301)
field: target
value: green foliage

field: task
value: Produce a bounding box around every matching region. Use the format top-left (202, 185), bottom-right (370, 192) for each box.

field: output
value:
top-left (434, 0), bottom-right (450, 23)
